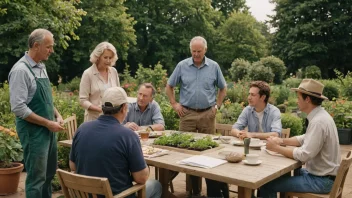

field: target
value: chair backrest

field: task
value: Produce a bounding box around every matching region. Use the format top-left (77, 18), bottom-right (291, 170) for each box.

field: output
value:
top-left (281, 128), bottom-right (291, 138)
top-left (329, 150), bottom-right (352, 198)
top-left (215, 123), bottom-right (233, 136)
top-left (57, 169), bottom-right (115, 198)
top-left (64, 114), bottom-right (77, 140)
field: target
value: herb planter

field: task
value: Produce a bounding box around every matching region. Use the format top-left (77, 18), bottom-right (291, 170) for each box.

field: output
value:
top-left (0, 163), bottom-right (24, 195)
top-left (337, 128), bottom-right (352, 145)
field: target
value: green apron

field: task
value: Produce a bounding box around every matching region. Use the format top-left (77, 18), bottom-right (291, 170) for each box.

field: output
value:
top-left (15, 62), bottom-right (57, 198)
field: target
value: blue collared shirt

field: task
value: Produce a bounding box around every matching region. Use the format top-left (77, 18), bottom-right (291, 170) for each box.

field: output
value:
top-left (8, 52), bottom-right (49, 119)
top-left (123, 101), bottom-right (165, 126)
top-left (167, 57), bottom-right (226, 109)
top-left (233, 103), bottom-right (282, 135)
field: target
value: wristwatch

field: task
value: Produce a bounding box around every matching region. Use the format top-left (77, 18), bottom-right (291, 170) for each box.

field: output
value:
top-left (214, 104), bottom-right (219, 110)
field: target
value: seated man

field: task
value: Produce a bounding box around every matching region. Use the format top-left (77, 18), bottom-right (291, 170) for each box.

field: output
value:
top-left (231, 81), bottom-right (282, 139)
top-left (261, 79), bottom-right (341, 197)
top-left (69, 87), bottom-right (162, 198)
top-left (124, 83), bottom-right (165, 131)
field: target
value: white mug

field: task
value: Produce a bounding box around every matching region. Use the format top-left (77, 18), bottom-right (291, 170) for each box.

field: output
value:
top-left (246, 154), bottom-right (259, 163)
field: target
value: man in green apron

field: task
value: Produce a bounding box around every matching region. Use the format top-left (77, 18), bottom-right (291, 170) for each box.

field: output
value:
top-left (8, 29), bottom-right (64, 198)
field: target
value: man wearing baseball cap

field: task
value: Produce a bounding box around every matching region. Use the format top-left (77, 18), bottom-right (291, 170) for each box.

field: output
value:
top-left (69, 87), bottom-right (162, 198)
top-left (261, 79), bottom-right (341, 197)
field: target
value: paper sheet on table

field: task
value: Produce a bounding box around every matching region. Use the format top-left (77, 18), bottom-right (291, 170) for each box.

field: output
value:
top-left (142, 146), bottom-right (169, 158)
top-left (177, 155), bottom-right (227, 169)
top-left (264, 147), bottom-right (284, 157)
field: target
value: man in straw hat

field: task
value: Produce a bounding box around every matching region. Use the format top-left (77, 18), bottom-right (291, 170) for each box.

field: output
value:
top-left (69, 87), bottom-right (162, 198)
top-left (261, 79), bottom-right (341, 197)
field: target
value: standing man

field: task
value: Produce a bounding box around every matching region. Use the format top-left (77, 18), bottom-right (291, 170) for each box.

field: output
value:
top-left (124, 83), bottom-right (165, 131)
top-left (9, 29), bottom-right (64, 198)
top-left (70, 87), bottom-right (162, 198)
top-left (261, 79), bottom-right (341, 197)
top-left (166, 36), bottom-right (227, 197)
top-left (231, 81), bottom-right (282, 140)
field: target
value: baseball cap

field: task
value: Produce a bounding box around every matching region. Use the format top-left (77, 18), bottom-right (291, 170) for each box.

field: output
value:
top-left (102, 87), bottom-right (128, 107)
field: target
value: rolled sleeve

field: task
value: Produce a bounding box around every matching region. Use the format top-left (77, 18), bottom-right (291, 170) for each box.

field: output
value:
top-left (9, 69), bottom-right (33, 119)
top-left (79, 70), bottom-right (93, 110)
top-left (152, 102), bottom-right (165, 126)
top-left (233, 107), bottom-right (249, 130)
top-left (270, 109), bottom-right (282, 134)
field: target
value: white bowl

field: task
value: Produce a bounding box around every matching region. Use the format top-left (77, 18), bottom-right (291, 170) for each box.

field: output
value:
top-left (220, 136), bottom-right (232, 144)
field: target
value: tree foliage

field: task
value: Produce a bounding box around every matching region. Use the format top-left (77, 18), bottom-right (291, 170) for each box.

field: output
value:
top-left (228, 58), bottom-right (251, 82)
top-left (0, 0), bottom-right (86, 83)
top-left (211, 0), bottom-right (247, 17)
top-left (214, 11), bottom-right (268, 72)
top-left (270, 0), bottom-right (352, 78)
top-left (260, 56), bottom-right (286, 84)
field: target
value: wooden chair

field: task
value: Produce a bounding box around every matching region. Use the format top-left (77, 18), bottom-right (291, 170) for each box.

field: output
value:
top-left (215, 123), bottom-right (233, 136)
top-left (281, 128), bottom-right (291, 138)
top-left (56, 169), bottom-right (146, 198)
top-left (63, 114), bottom-right (78, 140)
top-left (285, 150), bottom-right (352, 198)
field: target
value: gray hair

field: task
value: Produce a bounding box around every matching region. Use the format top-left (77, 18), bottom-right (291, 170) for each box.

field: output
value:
top-left (189, 36), bottom-right (207, 50)
top-left (90, 42), bottom-right (118, 67)
top-left (28, 29), bottom-right (53, 48)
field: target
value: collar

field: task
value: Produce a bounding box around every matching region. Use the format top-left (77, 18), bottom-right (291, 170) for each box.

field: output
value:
top-left (24, 52), bottom-right (44, 69)
top-left (187, 57), bottom-right (209, 68)
top-left (251, 103), bottom-right (270, 114)
top-left (92, 64), bottom-right (112, 75)
top-left (307, 106), bottom-right (322, 122)
top-left (133, 102), bottom-right (151, 112)
top-left (98, 115), bottom-right (121, 124)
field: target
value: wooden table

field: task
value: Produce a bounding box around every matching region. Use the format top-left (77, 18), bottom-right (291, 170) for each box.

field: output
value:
top-left (58, 133), bottom-right (301, 198)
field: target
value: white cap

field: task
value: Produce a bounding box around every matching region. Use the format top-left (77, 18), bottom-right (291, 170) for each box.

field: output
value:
top-left (102, 87), bottom-right (128, 107)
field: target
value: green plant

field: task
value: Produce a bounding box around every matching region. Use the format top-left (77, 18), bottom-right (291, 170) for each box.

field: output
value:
top-left (281, 113), bottom-right (303, 137)
top-left (323, 98), bottom-right (352, 128)
top-left (216, 100), bottom-right (244, 124)
top-left (189, 136), bottom-right (219, 150)
top-left (0, 129), bottom-right (23, 168)
top-left (335, 70), bottom-right (352, 100)
top-left (225, 80), bottom-right (250, 104)
top-left (322, 81), bottom-right (339, 100)
top-left (0, 82), bottom-right (16, 129)
top-left (135, 62), bottom-right (168, 92)
top-left (304, 65), bottom-right (321, 79)
top-left (248, 61), bottom-right (274, 83)
top-left (228, 58), bottom-right (251, 82)
top-left (155, 94), bottom-right (179, 130)
top-left (260, 56), bottom-right (286, 84)
top-left (283, 78), bottom-right (301, 89)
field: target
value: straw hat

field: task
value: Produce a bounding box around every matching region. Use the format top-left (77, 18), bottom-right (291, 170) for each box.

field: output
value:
top-left (291, 79), bottom-right (328, 100)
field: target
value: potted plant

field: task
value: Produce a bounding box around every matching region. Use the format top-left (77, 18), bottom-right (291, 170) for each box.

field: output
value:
top-left (323, 98), bottom-right (352, 145)
top-left (0, 126), bottom-right (24, 195)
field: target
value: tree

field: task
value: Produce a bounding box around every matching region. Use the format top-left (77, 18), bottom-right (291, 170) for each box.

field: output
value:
top-left (124, 0), bottom-right (225, 73)
top-left (211, 0), bottom-right (247, 17)
top-left (214, 11), bottom-right (268, 72)
top-left (270, 0), bottom-right (352, 78)
top-left (228, 58), bottom-right (251, 82)
top-left (0, 0), bottom-right (86, 83)
top-left (59, 0), bottom-right (136, 82)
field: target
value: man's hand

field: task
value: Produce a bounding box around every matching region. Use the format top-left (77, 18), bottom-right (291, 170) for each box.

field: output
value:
top-left (56, 116), bottom-right (64, 126)
top-left (46, 120), bottom-right (64, 132)
top-left (266, 136), bottom-right (281, 151)
top-left (238, 130), bottom-right (252, 139)
top-left (125, 122), bottom-right (140, 131)
top-left (171, 102), bottom-right (186, 117)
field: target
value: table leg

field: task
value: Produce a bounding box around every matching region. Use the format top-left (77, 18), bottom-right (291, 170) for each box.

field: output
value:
top-left (158, 168), bottom-right (177, 198)
top-left (238, 186), bottom-right (252, 198)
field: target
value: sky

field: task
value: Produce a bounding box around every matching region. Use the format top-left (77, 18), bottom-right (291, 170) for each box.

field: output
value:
top-left (246, 0), bottom-right (275, 22)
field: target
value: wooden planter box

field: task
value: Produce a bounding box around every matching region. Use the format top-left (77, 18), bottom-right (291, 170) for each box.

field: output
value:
top-left (152, 144), bottom-right (224, 155)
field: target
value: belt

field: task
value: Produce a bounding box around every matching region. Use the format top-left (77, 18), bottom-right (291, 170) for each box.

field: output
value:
top-left (182, 106), bottom-right (212, 112)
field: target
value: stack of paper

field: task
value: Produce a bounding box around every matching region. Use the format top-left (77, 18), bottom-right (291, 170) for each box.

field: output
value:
top-left (178, 155), bottom-right (227, 168)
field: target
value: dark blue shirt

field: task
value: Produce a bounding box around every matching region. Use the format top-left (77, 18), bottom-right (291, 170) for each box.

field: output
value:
top-left (70, 115), bottom-right (146, 197)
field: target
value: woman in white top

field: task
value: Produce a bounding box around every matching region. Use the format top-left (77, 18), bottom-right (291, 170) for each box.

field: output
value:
top-left (79, 42), bottom-right (120, 122)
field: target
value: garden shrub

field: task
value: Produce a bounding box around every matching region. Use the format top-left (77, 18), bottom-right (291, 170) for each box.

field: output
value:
top-left (304, 65), bottom-right (321, 79)
top-left (154, 94), bottom-right (179, 130)
top-left (248, 61), bottom-right (274, 83)
top-left (277, 104), bottom-right (287, 113)
top-left (228, 58), bottom-right (251, 82)
top-left (135, 62), bottom-right (168, 92)
top-left (0, 82), bottom-right (16, 129)
top-left (225, 81), bottom-right (249, 104)
top-left (260, 56), bottom-right (286, 84)
top-left (120, 65), bottom-right (138, 96)
top-left (216, 100), bottom-right (244, 124)
top-left (271, 85), bottom-right (290, 105)
top-left (57, 77), bottom-right (81, 92)
top-left (281, 113), bottom-right (303, 137)
top-left (322, 81), bottom-right (339, 100)
top-left (335, 70), bottom-right (352, 100)
top-left (283, 78), bottom-right (301, 89)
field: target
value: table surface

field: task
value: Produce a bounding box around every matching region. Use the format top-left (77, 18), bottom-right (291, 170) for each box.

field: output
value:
top-left (58, 131), bottom-right (301, 197)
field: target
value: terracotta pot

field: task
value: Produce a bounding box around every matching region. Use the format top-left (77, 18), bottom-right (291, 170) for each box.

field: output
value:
top-left (0, 163), bottom-right (24, 195)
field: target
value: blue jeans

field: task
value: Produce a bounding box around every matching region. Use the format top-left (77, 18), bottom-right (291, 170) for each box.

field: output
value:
top-left (260, 168), bottom-right (334, 198)
top-left (146, 179), bottom-right (162, 198)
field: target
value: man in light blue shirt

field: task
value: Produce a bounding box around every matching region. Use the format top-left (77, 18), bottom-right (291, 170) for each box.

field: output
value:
top-left (231, 81), bottom-right (282, 139)
top-left (124, 83), bottom-right (165, 131)
top-left (166, 36), bottom-right (227, 198)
